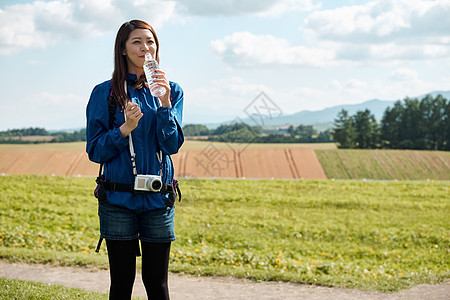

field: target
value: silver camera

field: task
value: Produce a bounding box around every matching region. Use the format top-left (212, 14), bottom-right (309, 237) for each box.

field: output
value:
top-left (134, 174), bottom-right (163, 192)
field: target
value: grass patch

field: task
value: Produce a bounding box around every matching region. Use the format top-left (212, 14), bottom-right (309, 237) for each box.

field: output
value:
top-left (315, 149), bottom-right (450, 180)
top-left (0, 175), bottom-right (449, 292)
top-left (0, 277), bottom-right (108, 299)
top-left (0, 277), bottom-right (144, 300)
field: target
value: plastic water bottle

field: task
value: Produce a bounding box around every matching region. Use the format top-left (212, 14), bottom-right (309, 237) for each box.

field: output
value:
top-left (143, 53), bottom-right (166, 97)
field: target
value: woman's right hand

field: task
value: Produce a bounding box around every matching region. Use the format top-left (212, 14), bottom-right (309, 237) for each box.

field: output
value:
top-left (120, 102), bottom-right (143, 138)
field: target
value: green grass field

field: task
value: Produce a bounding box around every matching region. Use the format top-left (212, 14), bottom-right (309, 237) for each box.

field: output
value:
top-left (316, 149), bottom-right (450, 180)
top-left (0, 175), bottom-right (448, 292)
top-left (0, 277), bottom-right (108, 300)
top-left (0, 277), bottom-right (144, 300)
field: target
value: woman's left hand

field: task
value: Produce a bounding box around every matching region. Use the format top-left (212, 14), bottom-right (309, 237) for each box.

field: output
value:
top-left (146, 69), bottom-right (171, 107)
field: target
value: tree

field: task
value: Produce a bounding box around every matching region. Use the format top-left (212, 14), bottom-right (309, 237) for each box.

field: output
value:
top-left (400, 98), bottom-right (421, 149)
top-left (212, 123), bottom-right (262, 136)
top-left (444, 98), bottom-right (450, 150)
top-left (418, 94), bottom-right (447, 150)
top-left (380, 94), bottom-right (449, 150)
top-left (288, 125), bottom-right (295, 137)
top-left (353, 109), bottom-right (380, 148)
top-left (295, 125), bottom-right (316, 141)
top-left (287, 125), bottom-right (316, 141)
top-left (332, 109), bottom-right (356, 148)
top-left (182, 124), bottom-right (210, 136)
top-left (316, 130), bottom-right (332, 142)
top-left (381, 101), bottom-right (402, 149)
top-left (0, 127), bottom-right (49, 138)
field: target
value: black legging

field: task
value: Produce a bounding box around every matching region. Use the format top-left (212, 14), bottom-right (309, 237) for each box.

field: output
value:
top-left (106, 239), bottom-right (171, 300)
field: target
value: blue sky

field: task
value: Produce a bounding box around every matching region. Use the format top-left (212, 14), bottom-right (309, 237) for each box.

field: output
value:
top-left (0, 0), bottom-right (449, 131)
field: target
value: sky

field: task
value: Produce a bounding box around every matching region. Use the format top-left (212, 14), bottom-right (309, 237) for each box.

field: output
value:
top-left (0, 0), bottom-right (449, 131)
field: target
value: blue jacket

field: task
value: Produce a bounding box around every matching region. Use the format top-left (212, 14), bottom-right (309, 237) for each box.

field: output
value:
top-left (86, 74), bottom-right (184, 211)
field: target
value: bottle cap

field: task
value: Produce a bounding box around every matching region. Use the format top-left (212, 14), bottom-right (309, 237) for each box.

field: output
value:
top-left (145, 53), bottom-right (153, 61)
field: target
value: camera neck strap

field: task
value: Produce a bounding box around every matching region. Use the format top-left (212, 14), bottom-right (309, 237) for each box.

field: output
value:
top-left (124, 81), bottom-right (163, 177)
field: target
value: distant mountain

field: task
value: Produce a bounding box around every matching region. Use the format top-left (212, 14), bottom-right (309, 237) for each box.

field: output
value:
top-left (212, 90), bottom-right (450, 131)
top-left (263, 99), bottom-right (394, 126)
top-left (418, 90), bottom-right (450, 100)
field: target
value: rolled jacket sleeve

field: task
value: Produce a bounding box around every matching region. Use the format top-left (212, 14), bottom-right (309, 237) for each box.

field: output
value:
top-left (86, 81), bottom-right (129, 164)
top-left (156, 82), bottom-right (184, 155)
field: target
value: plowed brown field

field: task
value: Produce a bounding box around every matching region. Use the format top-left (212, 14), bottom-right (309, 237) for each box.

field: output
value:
top-left (174, 148), bottom-right (326, 179)
top-left (0, 142), bottom-right (328, 179)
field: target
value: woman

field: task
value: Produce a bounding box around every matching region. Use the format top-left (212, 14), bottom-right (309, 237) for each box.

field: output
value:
top-left (86, 20), bottom-right (184, 300)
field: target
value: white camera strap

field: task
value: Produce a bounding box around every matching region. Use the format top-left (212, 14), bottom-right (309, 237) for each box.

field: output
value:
top-left (123, 81), bottom-right (163, 177)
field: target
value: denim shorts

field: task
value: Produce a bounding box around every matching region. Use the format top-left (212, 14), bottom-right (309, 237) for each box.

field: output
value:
top-left (98, 203), bottom-right (175, 243)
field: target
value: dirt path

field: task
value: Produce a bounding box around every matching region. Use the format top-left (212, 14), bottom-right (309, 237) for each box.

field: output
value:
top-left (1, 261), bottom-right (448, 299)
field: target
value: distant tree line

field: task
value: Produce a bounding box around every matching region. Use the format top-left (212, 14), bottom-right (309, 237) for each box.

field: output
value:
top-left (0, 127), bottom-right (50, 138)
top-left (0, 127), bottom-right (86, 143)
top-left (52, 129), bottom-right (86, 143)
top-left (183, 123), bottom-right (332, 143)
top-left (332, 94), bottom-right (449, 150)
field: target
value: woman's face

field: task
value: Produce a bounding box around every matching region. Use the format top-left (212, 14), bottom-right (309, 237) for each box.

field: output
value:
top-left (123, 28), bottom-right (157, 75)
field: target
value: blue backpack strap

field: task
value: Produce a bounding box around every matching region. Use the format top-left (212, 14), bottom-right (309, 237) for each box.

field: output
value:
top-left (95, 89), bottom-right (117, 254)
top-left (97, 89), bottom-right (116, 177)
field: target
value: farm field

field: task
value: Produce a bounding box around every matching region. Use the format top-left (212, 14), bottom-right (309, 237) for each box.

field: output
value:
top-left (0, 142), bottom-right (87, 152)
top-left (1, 141), bottom-right (449, 180)
top-left (0, 141), bottom-right (331, 179)
top-left (0, 141), bottom-right (337, 152)
top-left (316, 149), bottom-right (450, 180)
top-left (0, 175), bottom-right (448, 292)
top-left (1, 136), bottom-right (56, 142)
top-left (179, 140), bottom-right (337, 150)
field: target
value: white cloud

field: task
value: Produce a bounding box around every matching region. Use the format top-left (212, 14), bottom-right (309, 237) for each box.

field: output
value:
top-left (210, 32), bottom-right (335, 67)
top-left (390, 68), bottom-right (419, 82)
top-left (302, 0), bottom-right (450, 61)
top-left (328, 80), bottom-right (342, 90)
top-left (324, 79), bottom-right (368, 99)
top-left (210, 0), bottom-right (450, 68)
top-left (0, 0), bottom-right (321, 55)
top-left (0, 0), bottom-right (177, 55)
top-left (345, 79), bottom-right (367, 89)
top-left (304, 0), bottom-right (450, 41)
top-left (175, 0), bottom-right (318, 17)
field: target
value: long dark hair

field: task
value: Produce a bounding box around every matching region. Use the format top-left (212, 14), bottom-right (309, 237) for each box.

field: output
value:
top-left (111, 20), bottom-right (160, 109)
